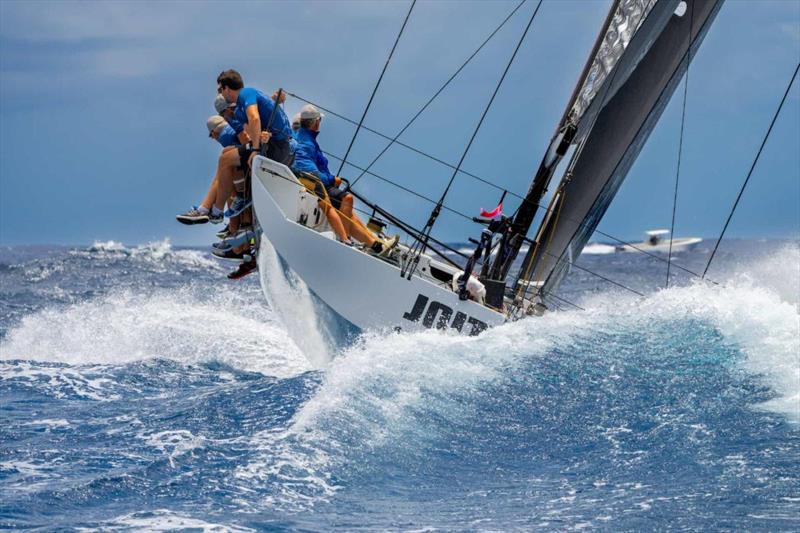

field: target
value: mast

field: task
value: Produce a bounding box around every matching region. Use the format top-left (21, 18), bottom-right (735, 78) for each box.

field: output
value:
top-left (507, 0), bottom-right (724, 313)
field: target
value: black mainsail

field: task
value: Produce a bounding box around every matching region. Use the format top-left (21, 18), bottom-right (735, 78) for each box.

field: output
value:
top-left (502, 0), bottom-right (724, 313)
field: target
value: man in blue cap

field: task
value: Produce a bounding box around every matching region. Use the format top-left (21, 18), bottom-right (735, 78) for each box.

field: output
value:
top-left (293, 104), bottom-right (398, 256)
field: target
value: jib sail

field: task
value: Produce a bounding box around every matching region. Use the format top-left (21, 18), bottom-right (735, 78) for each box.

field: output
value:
top-left (510, 0), bottom-right (724, 311)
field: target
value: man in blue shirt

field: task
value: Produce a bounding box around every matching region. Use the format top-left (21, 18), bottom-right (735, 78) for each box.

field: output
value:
top-left (176, 115), bottom-right (244, 225)
top-left (212, 69), bottom-right (294, 218)
top-left (293, 104), bottom-right (397, 256)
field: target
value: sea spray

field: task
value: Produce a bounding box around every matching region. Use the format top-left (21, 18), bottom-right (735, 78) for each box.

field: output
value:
top-left (257, 239), bottom-right (338, 368)
top-left (0, 284), bottom-right (310, 378)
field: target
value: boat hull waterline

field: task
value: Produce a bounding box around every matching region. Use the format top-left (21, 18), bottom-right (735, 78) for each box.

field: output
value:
top-left (251, 156), bottom-right (506, 335)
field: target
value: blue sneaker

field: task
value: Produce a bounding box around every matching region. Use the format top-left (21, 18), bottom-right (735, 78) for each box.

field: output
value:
top-left (224, 195), bottom-right (252, 218)
top-left (221, 226), bottom-right (257, 249)
top-left (212, 240), bottom-right (233, 252)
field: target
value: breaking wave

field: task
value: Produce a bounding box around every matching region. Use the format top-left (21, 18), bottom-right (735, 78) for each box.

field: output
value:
top-left (0, 284), bottom-right (311, 379)
top-left (232, 244), bottom-right (799, 511)
top-left (79, 238), bottom-right (221, 271)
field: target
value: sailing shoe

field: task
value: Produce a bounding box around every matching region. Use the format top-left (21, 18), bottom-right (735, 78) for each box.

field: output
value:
top-left (212, 240), bottom-right (233, 252)
top-left (378, 234), bottom-right (400, 257)
top-left (220, 226), bottom-right (256, 249)
top-left (211, 248), bottom-right (246, 261)
top-left (223, 195), bottom-right (252, 218)
top-left (227, 258), bottom-right (258, 280)
top-left (176, 207), bottom-right (209, 225)
top-left (216, 227), bottom-right (231, 240)
top-left (208, 210), bottom-right (224, 224)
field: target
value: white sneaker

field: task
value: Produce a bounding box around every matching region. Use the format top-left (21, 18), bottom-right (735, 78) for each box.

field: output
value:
top-left (378, 235), bottom-right (399, 257)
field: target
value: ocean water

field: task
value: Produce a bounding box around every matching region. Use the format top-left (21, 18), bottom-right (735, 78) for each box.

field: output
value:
top-left (1, 238), bottom-right (798, 531)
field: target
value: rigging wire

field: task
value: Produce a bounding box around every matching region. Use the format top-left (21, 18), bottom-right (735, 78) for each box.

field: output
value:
top-left (327, 150), bottom-right (663, 297)
top-left (290, 91), bottom-right (713, 282)
top-left (307, 106), bottom-right (714, 282)
top-left (335, 0), bottom-right (416, 176)
top-left (547, 292), bottom-right (585, 312)
top-left (405, 0), bottom-right (544, 278)
top-left (349, 0), bottom-right (528, 187)
top-left (702, 60), bottom-right (800, 279)
top-left (254, 148), bottom-right (648, 301)
top-left (666, 0), bottom-right (694, 288)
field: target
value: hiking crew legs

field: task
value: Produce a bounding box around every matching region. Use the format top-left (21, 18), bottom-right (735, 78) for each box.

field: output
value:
top-left (338, 193), bottom-right (376, 247)
top-left (213, 149), bottom-right (241, 212)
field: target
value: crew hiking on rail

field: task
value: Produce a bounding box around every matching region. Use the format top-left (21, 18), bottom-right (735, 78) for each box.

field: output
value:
top-left (176, 69), bottom-right (398, 279)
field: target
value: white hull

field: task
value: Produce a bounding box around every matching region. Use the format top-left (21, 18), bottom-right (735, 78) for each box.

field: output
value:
top-left (251, 156), bottom-right (506, 334)
top-left (616, 237), bottom-right (702, 253)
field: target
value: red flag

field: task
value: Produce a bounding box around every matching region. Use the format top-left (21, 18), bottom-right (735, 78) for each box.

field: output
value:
top-left (479, 203), bottom-right (503, 220)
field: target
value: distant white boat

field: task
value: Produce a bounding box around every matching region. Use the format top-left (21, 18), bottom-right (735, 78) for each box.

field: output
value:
top-left (581, 243), bottom-right (617, 255)
top-left (615, 230), bottom-right (702, 253)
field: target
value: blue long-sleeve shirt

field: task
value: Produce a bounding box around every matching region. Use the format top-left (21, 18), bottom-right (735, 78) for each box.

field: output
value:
top-left (292, 127), bottom-right (335, 187)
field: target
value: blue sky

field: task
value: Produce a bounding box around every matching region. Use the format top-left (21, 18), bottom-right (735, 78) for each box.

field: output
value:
top-left (0, 0), bottom-right (798, 247)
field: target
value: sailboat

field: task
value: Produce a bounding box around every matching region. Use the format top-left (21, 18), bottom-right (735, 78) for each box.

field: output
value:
top-left (252, 0), bottom-right (725, 334)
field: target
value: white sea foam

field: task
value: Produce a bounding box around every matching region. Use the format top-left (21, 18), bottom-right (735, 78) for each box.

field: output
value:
top-left (1, 361), bottom-right (121, 401)
top-left (77, 510), bottom-right (255, 533)
top-left (257, 239), bottom-right (336, 368)
top-left (81, 238), bottom-right (221, 271)
top-left (140, 429), bottom-right (207, 468)
top-left (0, 284), bottom-right (311, 378)
top-left (21, 418), bottom-right (70, 428)
top-left (234, 310), bottom-right (592, 507)
top-left (579, 243), bottom-right (800, 422)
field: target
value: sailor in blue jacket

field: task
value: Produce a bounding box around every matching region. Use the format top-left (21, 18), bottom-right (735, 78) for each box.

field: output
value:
top-left (292, 104), bottom-right (398, 256)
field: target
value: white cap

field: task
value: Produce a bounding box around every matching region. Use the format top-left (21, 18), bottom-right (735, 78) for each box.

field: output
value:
top-left (214, 94), bottom-right (235, 114)
top-left (299, 104), bottom-right (324, 120)
top-left (206, 115), bottom-right (228, 134)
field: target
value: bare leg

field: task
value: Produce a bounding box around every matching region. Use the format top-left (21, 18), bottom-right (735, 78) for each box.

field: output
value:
top-left (320, 201), bottom-right (349, 241)
top-left (228, 194), bottom-right (240, 233)
top-left (199, 176), bottom-right (217, 210)
top-left (338, 194), bottom-right (376, 246)
top-left (213, 149), bottom-right (241, 211)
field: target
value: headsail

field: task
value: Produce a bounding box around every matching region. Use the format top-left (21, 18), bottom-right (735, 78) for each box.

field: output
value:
top-left (493, 0), bottom-right (673, 280)
top-left (510, 0), bottom-right (724, 311)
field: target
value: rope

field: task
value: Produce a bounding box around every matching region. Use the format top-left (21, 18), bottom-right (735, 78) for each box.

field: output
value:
top-left (666, 1), bottom-right (694, 288)
top-left (406, 0), bottom-right (544, 277)
top-left (335, 0), bottom-right (416, 176)
top-left (703, 61), bottom-right (800, 279)
top-left (349, 0), bottom-right (527, 187)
